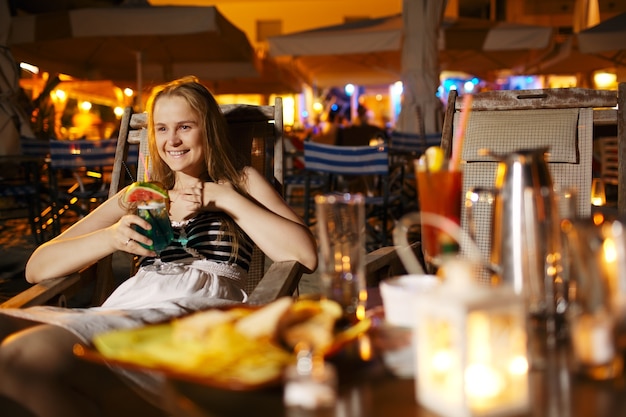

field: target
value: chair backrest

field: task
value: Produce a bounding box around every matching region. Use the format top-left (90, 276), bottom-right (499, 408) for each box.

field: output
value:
top-left (303, 141), bottom-right (389, 176)
top-left (47, 138), bottom-right (121, 236)
top-left (110, 98), bottom-right (285, 297)
top-left (20, 137), bottom-right (50, 159)
top-left (49, 139), bottom-right (117, 170)
top-left (388, 131), bottom-right (442, 156)
top-left (442, 86), bottom-right (623, 279)
top-left (597, 136), bottom-right (619, 186)
top-left (302, 141), bottom-right (396, 249)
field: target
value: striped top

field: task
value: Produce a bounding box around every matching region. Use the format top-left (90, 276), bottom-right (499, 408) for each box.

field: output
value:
top-left (139, 211), bottom-right (253, 272)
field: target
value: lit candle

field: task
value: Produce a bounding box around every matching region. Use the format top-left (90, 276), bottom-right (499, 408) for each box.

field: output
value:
top-left (602, 237), bottom-right (618, 295)
top-left (591, 178), bottom-right (606, 206)
top-left (465, 363), bottom-right (505, 400)
top-left (571, 312), bottom-right (615, 366)
top-left (414, 259), bottom-right (529, 417)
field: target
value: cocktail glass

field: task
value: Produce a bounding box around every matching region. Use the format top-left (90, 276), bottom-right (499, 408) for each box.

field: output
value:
top-left (415, 166), bottom-right (463, 271)
top-left (135, 200), bottom-right (182, 274)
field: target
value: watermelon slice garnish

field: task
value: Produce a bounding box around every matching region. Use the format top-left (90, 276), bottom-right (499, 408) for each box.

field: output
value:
top-left (124, 182), bottom-right (169, 204)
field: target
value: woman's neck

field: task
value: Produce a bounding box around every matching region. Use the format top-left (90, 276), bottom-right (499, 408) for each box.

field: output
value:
top-left (172, 171), bottom-right (211, 190)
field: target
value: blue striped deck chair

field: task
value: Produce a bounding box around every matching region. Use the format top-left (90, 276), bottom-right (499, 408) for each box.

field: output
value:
top-left (0, 138), bottom-right (49, 243)
top-left (48, 138), bottom-right (117, 235)
top-left (389, 131), bottom-right (442, 156)
top-left (388, 131), bottom-right (442, 212)
top-left (303, 141), bottom-right (401, 250)
top-left (20, 137), bottom-right (50, 159)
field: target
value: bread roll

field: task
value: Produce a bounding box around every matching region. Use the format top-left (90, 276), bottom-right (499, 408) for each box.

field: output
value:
top-left (234, 297), bottom-right (294, 340)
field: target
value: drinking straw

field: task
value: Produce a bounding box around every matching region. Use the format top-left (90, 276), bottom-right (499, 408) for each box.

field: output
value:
top-left (144, 154), bottom-right (150, 182)
top-left (449, 94), bottom-right (473, 171)
top-left (139, 151), bottom-right (150, 182)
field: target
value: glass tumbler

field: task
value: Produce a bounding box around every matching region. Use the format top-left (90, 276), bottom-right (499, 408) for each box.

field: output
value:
top-left (315, 193), bottom-right (367, 326)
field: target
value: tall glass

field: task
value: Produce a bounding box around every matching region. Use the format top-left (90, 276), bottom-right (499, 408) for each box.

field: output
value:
top-left (415, 167), bottom-right (463, 270)
top-left (315, 193), bottom-right (367, 327)
top-left (134, 200), bottom-right (181, 274)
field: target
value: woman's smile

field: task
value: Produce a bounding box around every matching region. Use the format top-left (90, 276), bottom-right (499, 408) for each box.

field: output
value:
top-left (167, 149), bottom-right (190, 157)
top-left (153, 95), bottom-right (205, 173)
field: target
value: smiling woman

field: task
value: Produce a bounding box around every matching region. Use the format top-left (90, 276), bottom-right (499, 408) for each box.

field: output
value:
top-left (0, 76), bottom-right (317, 417)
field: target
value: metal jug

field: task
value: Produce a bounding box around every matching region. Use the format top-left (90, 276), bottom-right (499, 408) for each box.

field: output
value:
top-left (467, 147), bottom-right (566, 320)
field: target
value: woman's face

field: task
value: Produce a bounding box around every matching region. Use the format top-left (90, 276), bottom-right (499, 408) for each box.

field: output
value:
top-left (153, 95), bottom-right (205, 178)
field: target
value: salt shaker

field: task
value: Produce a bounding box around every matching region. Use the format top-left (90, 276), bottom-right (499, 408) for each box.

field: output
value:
top-left (284, 345), bottom-right (337, 413)
top-left (563, 219), bottom-right (624, 380)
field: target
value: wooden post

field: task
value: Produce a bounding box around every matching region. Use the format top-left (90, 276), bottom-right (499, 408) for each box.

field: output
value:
top-left (617, 82), bottom-right (626, 217)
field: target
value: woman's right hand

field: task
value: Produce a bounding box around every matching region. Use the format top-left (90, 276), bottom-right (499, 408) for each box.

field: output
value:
top-left (26, 190), bottom-right (160, 283)
top-left (111, 214), bottom-right (156, 256)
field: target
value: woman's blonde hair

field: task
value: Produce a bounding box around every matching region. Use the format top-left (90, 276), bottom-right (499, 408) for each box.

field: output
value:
top-left (145, 76), bottom-right (244, 192)
top-left (144, 76), bottom-right (246, 256)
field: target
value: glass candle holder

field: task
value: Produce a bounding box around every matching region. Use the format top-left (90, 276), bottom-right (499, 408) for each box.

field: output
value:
top-left (414, 259), bottom-right (530, 417)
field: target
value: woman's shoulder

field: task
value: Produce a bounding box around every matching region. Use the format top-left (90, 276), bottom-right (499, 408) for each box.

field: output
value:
top-left (239, 165), bottom-right (266, 190)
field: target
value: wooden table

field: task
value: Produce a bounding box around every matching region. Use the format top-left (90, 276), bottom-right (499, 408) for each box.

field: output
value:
top-left (166, 288), bottom-right (626, 417)
top-left (168, 345), bottom-right (626, 417)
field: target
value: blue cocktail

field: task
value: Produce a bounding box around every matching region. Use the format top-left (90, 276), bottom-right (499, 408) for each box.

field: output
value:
top-left (134, 200), bottom-right (182, 274)
top-left (136, 201), bottom-right (174, 252)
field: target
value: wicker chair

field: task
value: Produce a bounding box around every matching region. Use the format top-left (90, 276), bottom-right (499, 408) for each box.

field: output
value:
top-left (441, 85), bottom-right (625, 282)
top-left (1, 98), bottom-right (306, 309)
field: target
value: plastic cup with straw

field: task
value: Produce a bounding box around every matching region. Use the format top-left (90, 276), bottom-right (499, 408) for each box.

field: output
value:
top-left (415, 94), bottom-right (472, 270)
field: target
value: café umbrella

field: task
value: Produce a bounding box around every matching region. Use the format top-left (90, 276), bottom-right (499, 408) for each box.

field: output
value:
top-left (523, 35), bottom-right (618, 77)
top-left (7, 5), bottom-right (259, 107)
top-left (268, 14), bottom-right (553, 86)
top-left (577, 11), bottom-right (626, 66)
top-left (268, 11), bottom-right (551, 135)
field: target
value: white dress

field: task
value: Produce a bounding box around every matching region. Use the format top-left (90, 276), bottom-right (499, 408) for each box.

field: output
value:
top-left (1, 259), bottom-right (247, 343)
top-left (1, 211), bottom-right (254, 344)
top-left (0, 212), bottom-right (255, 406)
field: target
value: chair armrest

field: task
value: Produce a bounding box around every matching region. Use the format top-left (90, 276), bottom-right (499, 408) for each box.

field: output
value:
top-left (0, 269), bottom-right (95, 309)
top-left (0, 256), bottom-right (114, 309)
top-left (365, 242), bottom-right (422, 287)
top-left (246, 260), bottom-right (305, 305)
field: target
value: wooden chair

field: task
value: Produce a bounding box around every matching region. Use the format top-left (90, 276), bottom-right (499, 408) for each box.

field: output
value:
top-left (1, 97), bottom-right (306, 309)
top-left (597, 136), bottom-right (619, 186)
top-left (301, 141), bottom-right (403, 251)
top-left (388, 130), bottom-right (443, 212)
top-left (441, 85), bottom-right (625, 281)
top-left (47, 138), bottom-right (118, 236)
top-left (363, 242), bottom-right (424, 288)
top-left (0, 155), bottom-right (46, 244)
top-left (388, 131), bottom-right (442, 156)
top-left (0, 137), bottom-right (51, 244)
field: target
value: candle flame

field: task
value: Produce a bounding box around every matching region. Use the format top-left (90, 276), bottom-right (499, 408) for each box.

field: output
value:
top-left (432, 349), bottom-right (453, 374)
top-left (603, 238), bottom-right (617, 263)
top-left (508, 356), bottom-right (529, 375)
top-left (465, 363), bottom-right (505, 399)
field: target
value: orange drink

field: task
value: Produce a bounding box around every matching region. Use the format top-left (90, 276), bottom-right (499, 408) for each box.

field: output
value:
top-left (416, 169), bottom-right (463, 263)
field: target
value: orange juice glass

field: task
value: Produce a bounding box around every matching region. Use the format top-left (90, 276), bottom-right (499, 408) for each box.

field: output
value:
top-left (416, 169), bottom-right (463, 264)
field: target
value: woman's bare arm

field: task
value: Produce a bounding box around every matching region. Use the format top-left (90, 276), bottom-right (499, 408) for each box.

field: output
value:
top-left (25, 190), bottom-right (155, 283)
top-left (234, 167), bottom-right (317, 272)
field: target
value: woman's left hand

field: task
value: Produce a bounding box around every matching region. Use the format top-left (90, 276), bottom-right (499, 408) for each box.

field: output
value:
top-left (201, 180), bottom-right (234, 210)
top-left (169, 180), bottom-right (234, 218)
